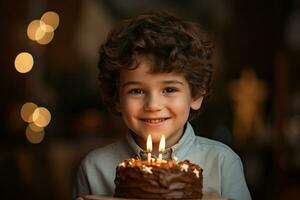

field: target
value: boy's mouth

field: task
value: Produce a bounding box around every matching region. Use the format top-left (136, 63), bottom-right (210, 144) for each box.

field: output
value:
top-left (140, 118), bottom-right (170, 124)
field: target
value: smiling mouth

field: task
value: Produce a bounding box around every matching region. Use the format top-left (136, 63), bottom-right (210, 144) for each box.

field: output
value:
top-left (141, 118), bottom-right (169, 124)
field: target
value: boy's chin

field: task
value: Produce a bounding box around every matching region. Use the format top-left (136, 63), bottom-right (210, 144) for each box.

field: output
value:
top-left (130, 129), bottom-right (165, 144)
top-left (144, 135), bottom-right (162, 144)
top-left (151, 136), bottom-right (162, 143)
top-left (141, 134), bottom-right (161, 143)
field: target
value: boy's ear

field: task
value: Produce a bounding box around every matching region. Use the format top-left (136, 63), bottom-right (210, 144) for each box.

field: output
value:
top-left (190, 96), bottom-right (204, 110)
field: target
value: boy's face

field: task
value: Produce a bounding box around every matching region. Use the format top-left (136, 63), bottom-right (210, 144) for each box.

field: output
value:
top-left (117, 57), bottom-right (203, 148)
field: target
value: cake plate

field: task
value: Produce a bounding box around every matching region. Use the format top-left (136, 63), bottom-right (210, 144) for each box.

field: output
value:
top-left (78, 192), bottom-right (230, 200)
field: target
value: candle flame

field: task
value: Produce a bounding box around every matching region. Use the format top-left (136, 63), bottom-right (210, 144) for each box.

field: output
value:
top-left (159, 135), bottom-right (165, 152)
top-left (147, 134), bottom-right (152, 152)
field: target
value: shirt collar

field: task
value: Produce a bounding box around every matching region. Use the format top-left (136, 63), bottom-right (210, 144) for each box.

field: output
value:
top-left (125, 122), bottom-right (196, 161)
top-left (170, 122), bottom-right (196, 160)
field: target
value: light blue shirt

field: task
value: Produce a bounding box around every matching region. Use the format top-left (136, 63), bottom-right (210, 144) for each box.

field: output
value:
top-left (73, 123), bottom-right (252, 200)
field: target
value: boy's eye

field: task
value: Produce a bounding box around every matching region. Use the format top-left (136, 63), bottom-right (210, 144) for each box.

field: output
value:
top-left (163, 87), bottom-right (178, 93)
top-left (128, 89), bottom-right (144, 95)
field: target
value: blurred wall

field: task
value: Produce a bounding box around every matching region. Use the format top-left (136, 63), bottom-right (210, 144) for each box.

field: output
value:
top-left (1, 0), bottom-right (300, 199)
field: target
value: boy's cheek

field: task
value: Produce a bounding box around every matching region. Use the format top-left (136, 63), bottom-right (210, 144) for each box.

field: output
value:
top-left (119, 98), bottom-right (141, 111)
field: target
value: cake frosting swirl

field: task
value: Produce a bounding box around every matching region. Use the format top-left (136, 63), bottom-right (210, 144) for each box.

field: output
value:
top-left (114, 158), bottom-right (203, 199)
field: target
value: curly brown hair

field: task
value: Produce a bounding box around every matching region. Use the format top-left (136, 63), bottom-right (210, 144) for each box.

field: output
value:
top-left (98, 11), bottom-right (214, 119)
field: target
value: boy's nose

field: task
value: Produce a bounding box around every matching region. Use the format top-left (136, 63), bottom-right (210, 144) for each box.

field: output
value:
top-left (144, 94), bottom-right (163, 111)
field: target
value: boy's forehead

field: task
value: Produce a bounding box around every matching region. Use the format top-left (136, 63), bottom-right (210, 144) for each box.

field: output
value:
top-left (118, 55), bottom-right (188, 85)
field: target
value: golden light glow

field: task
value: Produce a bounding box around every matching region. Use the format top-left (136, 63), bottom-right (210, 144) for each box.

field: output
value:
top-left (36, 31), bottom-right (54, 45)
top-left (29, 122), bottom-right (44, 132)
top-left (41, 11), bottom-right (59, 30)
top-left (27, 20), bottom-right (41, 41)
top-left (147, 134), bottom-right (152, 152)
top-left (26, 125), bottom-right (45, 144)
top-left (35, 24), bottom-right (47, 41)
top-left (147, 134), bottom-right (152, 163)
top-left (39, 20), bottom-right (54, 32)
top-left (14, 52), bottom-right (34, 73)
top-left (20, 102), bottom-right (38, 122)
top-left (28, 20), bottom-right (54, 42)
top-left (27, 11), bottom-right (58, 45)
top-left (32, 107), bottom-right (51, 127)
top-left (159, 135), bottom-right (165, 152)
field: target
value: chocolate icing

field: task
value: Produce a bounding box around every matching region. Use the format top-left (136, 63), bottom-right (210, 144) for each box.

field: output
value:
top-left (114, 159), bottom-right (203, 199)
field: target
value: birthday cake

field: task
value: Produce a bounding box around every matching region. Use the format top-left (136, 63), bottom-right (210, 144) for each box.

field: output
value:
top-left (114, 158), bottom-right (203, 199)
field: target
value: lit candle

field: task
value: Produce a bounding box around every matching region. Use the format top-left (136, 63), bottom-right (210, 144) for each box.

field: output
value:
top-left (157, 135), bottom-right (165, 163)
top-left (147, 134), bottom-right (152, 163)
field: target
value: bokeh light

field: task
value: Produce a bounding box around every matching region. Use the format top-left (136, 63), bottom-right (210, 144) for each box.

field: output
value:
top-left (39, 20), bottom-right (54, 33)
top-left (29, 122), bottom-right (44, 132)
top-left (27, 20), bottom-right (41, 41)
top-left (20, 102), bottom-right (38, 123)
top-left (41, 11), bottom-right (60, 30)
top-left (14, 52), bottom-right (34, 73)
top-left (25, 125), bottom-right (45, 144)
top-left (34, 23), bottom-right (47, 41)
top-left (27, 11), bottom-right (58, 45)
top-left (32, 107), bottom-right (51, 127)
top-left (27, 19), bottom-right (54, 43)
top-left (36, 31), bottom-right (54, 45)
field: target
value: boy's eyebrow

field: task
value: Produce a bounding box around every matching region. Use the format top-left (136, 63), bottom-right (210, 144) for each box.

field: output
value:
top-left (161, 80), bottom-right (184, 85)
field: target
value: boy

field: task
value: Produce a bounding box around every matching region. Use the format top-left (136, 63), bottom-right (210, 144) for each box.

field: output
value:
top-left (73, 11), bottom-right (251, 200)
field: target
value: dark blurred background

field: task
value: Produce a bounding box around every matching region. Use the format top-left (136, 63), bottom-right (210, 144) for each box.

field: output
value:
top-left (1, 0), bottom-right (300, 199)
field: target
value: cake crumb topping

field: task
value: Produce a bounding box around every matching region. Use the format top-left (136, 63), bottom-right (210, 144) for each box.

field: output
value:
top-left (141, 166), bottom-right (153, 174)
top-left (180, 163), bottom-right (189, 172)
top-left (193, 168), bottom-right (200, 178)
top-left (118, 162), bottom-right (126, 168)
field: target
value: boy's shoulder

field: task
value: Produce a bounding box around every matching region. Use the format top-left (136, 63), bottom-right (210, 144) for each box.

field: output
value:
top-left (193, 135), bottom-right (240, 161)
top-left (88, 140), bottom-right (122, 155)
top-left (82, 138), bottom-right (128, 166)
